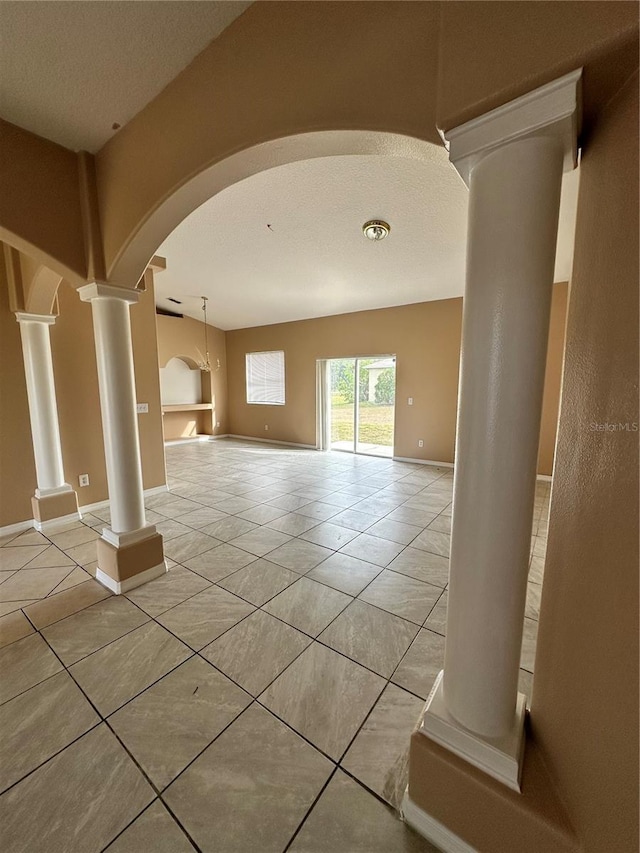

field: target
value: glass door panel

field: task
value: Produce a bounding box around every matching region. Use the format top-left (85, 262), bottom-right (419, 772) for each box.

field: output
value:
top-left (356, 357), bottom-right (395, 457)
top-left (329, 358), bottom-right (355, 452)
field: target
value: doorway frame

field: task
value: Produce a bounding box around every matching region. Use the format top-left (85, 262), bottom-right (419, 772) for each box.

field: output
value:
top-left (316, 354), bottom-right (397, 457)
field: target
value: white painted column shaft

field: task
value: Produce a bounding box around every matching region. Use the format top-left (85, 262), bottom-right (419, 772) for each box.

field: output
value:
top-left (17, 314), bottom-right (68, 495)
top-left (444, 136), bottom-right (564, 738)
top-left (82, 288), bottom-right (146, 534)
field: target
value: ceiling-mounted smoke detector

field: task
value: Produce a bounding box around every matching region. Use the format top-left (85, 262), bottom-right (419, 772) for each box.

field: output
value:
top-left (362, 220), bottom-right (390, 241)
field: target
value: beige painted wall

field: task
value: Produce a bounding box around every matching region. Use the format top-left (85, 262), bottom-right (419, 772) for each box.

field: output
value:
top-left (227, 299), bottom-right (462, 460)
top-left (408, 70), bottom-right (638, 853)
top-left (0, 260), bottom-right (37, 526)
top-left (156, 311), bottom-right (228, 440)
top-left (533, 70), bottom-right (639, 852)
top-left (226, 286), bottom-right (567, 474)
top-left (0, 272), bottom-right (166, 527)
top-left (0, 121), bottom-right (86, 284)
top-left (436, 2), bottom-right (639, 134)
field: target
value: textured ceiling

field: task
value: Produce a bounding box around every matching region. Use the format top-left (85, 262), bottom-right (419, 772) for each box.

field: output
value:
top-left (156, 152), bottom-right (579, 331)
top-left (0, 1), bottom-right (251, 152)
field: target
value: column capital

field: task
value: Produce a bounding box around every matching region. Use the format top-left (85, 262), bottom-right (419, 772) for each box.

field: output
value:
top-left (442, 68), bottom-right (582, 185)
top-left (79, 281), bottom-right (140, 304)
top-left (15, 312), bottom-right (56, 326)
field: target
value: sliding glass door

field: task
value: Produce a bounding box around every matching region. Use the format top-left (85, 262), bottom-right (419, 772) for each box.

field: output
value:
top-left (328, 356), bottom-right (395, 457)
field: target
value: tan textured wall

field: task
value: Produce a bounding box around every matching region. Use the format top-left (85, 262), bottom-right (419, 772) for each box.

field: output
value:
top-left (437, 1), bottom-right (639, 133)
top-left (533, 71), bottom-right (639, 852)
top-left (0, 121), bottom-right (86, 284)
top-left (0, 261), bottom-right (37, 526)
top-left (539, 281), bottom-right (568, 475)
top-left (156, 312), bottom-right (228, 439)
top-left (227, 299), bottom-right (462, 461)
top-left (225, 288), bottom-right (567, 473)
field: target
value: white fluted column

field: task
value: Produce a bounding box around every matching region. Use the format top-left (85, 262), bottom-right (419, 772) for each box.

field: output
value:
top-left (418, 70), bottom-right (581, 791)
top-left (16, 313), bottom-right (79, 527)
top-left (79, 282), bottom-right (165, 593)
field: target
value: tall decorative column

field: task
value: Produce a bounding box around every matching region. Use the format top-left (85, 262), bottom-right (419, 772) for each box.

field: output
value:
top-left (16, 312), bottom-right (80, 529)
top-left (414, 70), bottom-right (581, 792)
top-left (79, 282), bottom-right (165, 593)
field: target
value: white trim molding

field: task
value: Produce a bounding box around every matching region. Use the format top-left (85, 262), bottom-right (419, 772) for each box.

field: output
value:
top-left (96, 561), bottom-right (167, 594)
top-left (101, 524), bottom-right (158, 549)
top-left (78, 484), bottom-right (169, 517)
top-left (420, 672), bottom-right (527, 793)
top-left (15, 312), bottom-right (56, 326)
top-left (164, 434), bottom-right (229, 446)
top-left (402, 789), bottom-right (478, 853)
top-left (34, 511), bottom-right (81, 532)
top-left (78, 281), bottom-right (140, 304)
top-left (442, 68), bottom-right (582, 184)
top-left (0, 518), bottom-right (36, 538)
top-left (393, 456), bottom-right (454, 468)
top-left (226, 434), bottom-right (317, 450)
top-left (0, 485), bottom-right (170, 536)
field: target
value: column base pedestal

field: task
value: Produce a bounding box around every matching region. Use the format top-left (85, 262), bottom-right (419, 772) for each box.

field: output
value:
top-left (32, 489), bottom-right (80, 530)
top-left (95, 532), bottom-right (166, 594)
top-left (420, 671), bottom-right (527, 792)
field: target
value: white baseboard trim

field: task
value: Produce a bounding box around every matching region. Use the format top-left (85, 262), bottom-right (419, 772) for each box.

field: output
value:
top-left (164, 434), bottom-right (230, 446)
top-left (402, 790), bottom-right (478, 853)
top-left (0, 518), bottom-right (36, 538)
top-left (226, 434), bottom-right (317, 450)
top-left (1, 485), bottom-right (170, 536)
top-left (78, 484), bottom-right (169, 516)
top-left (393, 455), bottom-right (454, 468)
top-left (392, 456), bottom-right (552, 483)
top-left (96, 561), bottom-right (167, 594)
top-left (35, 511), bottom-right (81, 532)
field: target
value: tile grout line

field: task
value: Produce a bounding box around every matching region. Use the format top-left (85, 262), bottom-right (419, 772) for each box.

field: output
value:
top-left (1, 443), bottom-right (545, 850)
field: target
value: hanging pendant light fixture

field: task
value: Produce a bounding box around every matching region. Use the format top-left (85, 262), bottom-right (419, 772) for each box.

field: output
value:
top-left (198, 296), bottom-right (212, 372)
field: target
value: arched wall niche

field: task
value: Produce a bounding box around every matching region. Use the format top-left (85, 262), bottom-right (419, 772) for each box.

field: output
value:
top-left (159, 356), bottom-right (203, 406)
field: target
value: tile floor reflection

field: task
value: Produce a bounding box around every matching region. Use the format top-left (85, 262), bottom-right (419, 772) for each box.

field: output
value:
top-left (0, 439), bottom-right (549, 851)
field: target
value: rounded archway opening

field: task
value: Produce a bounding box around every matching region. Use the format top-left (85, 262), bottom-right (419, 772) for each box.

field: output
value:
top-left (109, 130), bottom-right (445, 288)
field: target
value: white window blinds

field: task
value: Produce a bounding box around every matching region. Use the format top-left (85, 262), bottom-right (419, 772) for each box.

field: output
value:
top-left (246, 351), bottom-right (285, 405)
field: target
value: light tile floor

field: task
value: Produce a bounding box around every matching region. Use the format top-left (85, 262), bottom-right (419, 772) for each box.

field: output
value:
top-left (0, 439), bottom-right (549, 852)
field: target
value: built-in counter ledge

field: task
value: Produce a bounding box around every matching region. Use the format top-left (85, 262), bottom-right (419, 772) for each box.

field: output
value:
top-left (161, 404), bottom-right (213, 412)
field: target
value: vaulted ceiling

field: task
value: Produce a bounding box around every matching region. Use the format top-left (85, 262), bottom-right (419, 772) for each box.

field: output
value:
top-left (0, 1), bottom-right (251, 152)
top-left (156, 152), bottom-right (579, 330)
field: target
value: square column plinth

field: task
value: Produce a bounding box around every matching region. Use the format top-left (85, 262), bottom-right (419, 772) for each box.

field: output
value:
top-left (32, 489), bottom-right (80, 530)
top-left (95, 533), bottom-right (167, 594)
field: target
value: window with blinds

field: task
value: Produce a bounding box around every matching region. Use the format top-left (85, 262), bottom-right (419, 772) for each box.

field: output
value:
top-left (245, 350), bottom-right (286, 405)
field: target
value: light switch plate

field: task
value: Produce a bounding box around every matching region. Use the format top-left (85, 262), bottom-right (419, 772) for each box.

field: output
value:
top-left (136, 403), bottom-right (149, 414)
